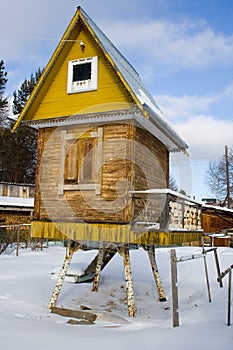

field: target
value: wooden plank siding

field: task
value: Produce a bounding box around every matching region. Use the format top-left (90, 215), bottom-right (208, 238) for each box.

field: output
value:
top-left (35, 123), bottom-right (136, 224)
top-left (30, 221), bottom-right (201, 245)
top-left (25, 21), bottom-right (135, 122)
top-left (132, 127), bottom-right (169, 221)
top-left (32, 120), bottom-right (172, 242)
top-left (0, 212), bottom-right (32, 226)
top-left (202, 211), bottom-right (233, 233)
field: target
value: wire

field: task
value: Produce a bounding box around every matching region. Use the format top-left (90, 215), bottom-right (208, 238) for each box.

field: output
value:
top-left (1, 35), bottom-right (77, 43)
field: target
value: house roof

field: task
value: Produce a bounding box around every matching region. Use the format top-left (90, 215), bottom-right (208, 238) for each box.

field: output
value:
top-left (202, 204), bottom-right (233, 215)
top-left (13, 6), bottom-right (188, 152)
top-left (0, 196), bottom-right (34, 211)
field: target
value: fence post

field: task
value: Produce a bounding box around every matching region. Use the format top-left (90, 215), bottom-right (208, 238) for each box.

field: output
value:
top-left (203, 254), bottom-right (211, 302)
top-left (16, 225), bottom-right (20, 257)
top-left (214, 248), bottom-right (223, 288)
top-left (171, 249), bottom-right (179, 327)
top-left (227, 269), bottom-right (232, 326)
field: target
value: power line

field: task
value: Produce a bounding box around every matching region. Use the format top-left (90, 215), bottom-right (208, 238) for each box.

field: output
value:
top-left (1, 35), bottom-right (80, 43)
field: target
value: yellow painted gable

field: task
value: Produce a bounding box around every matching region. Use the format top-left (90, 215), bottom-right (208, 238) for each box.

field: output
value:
top-left (24, 19), bottom-right (134, 122)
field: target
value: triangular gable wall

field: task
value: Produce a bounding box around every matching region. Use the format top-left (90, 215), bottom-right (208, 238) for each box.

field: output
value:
top-left (21, 15), bottom-right (135, 122)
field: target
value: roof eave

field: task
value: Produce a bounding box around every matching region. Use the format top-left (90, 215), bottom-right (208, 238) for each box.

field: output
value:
top-left (141, 104), bottom-right (188, 152)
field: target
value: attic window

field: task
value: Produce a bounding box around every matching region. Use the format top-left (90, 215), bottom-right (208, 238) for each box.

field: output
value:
top-left (67, 56), bottom-right (98, 94)
top-left (73, 63), bottom-right (91, 82)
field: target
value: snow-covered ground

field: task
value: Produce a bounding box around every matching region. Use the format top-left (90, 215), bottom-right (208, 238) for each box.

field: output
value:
top-left (0, 243), bottom-right (232, 349)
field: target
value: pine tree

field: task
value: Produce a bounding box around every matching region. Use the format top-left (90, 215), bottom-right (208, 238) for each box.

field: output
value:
top-left (9, 67), bottom-right (43, 183)
top-left (169, 175), bottom-right (178, 192)
top-left (0, 60), bottom-right (8, 125)
top-left (0, 67), bottom-right (43, 183)
top-left (12, 67), bottom-right (43, 114)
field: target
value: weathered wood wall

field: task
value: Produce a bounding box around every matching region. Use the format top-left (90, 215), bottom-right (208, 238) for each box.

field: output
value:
top-left (34, 122), bottom-right (169, 234)
top-left (35, 123), bottom-right (135, 224)
top-left (0, 183), bottom-right (35, 198)
top-left (0, 211), bottom-right (32, 225)
top-left (202, 211), bottom-right (233, 233)
top-left (132, 127), bottom-right (169, 221)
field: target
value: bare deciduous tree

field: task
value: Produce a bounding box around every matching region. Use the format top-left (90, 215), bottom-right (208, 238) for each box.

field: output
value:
top-left (206, 148), bottom-right (233, 204)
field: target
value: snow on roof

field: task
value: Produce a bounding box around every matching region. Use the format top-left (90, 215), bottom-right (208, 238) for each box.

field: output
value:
top-left (130, 188), bottom-right (201, 205)
top-left (0, 196), bottom-right (34, 209)
top-left (202, 203), bottom-right (233, 214)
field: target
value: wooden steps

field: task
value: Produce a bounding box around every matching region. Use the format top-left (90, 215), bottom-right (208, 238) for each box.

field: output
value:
top-left (51, 306), bottom-right (97, 323)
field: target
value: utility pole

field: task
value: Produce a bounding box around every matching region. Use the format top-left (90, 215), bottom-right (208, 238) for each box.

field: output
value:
top-left (225, 145), bottom-right (231, 208)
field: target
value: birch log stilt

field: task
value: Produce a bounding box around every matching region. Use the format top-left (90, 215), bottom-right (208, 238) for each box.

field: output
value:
top-left (48, 240), bottom-right (74, 309)
top-left (120, 246), bottom-right (136, 317)
top-left (92, 243), bottom-right (104, 292)
top-left (147, 245), bottom-right (167, 301)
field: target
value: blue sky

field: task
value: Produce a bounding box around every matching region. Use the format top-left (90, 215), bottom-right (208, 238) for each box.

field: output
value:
top-left (1, 0), bottom-right (233, 200)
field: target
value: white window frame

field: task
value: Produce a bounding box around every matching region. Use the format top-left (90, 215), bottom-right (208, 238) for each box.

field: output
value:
top-left (67, 56), bottom-right (98, 94)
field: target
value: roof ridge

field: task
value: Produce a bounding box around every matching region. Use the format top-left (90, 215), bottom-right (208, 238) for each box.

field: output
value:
top-left (79, 7), bottom-right (140, 78)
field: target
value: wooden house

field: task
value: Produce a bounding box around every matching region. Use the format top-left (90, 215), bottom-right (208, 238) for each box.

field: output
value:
top-left (0, 182), bottom-right (35, 198)
top-left (202, 204), bottom-right (233, 247)
top-left (0, 196), bottom-right (34, 253)
top-left (0, 183), bottom-right (34, 226)
top-left (0, 195), bottom-right (34, 225)
top-left (13, 7), bottom-right (203, 316)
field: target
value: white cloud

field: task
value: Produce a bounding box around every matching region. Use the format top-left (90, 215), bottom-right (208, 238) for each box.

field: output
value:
top-left (153, 89), bottom-right (233, 158)
top-left (3, 2), bottom-right (233, 73)
top-left (169, 114), bottom-right (233, 199)
top-left (1, 0), bottom-right (76, 62)
top-left (176, 115), bottom-right (233, 158)
top-left (155, 94), bottom-right (215, 121)
top-left (155, 84), bottom-right (233, 122)
top-left (105, 18), bottom-right (233, 70)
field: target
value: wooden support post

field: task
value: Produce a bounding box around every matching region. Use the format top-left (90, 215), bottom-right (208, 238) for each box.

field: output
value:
top-left (66, 239), bottom-right (71, 258)
top-left (217, 263), bottom-right (233, 326)
top-left (92, 243), bottom-right (104, 292)
top-left (203, 254), bottom-right (211, 302)
top-left (160, 194), bottom-right (169, 230)
top-left (146, 245), bottom-right (167, 301)
top-left (120, 247), bottom-right (136, 317)
top-left (214, 248), bottom-right (223, 288)
top-left (225, 145), bottom-right (231, 208)
top-left (170, 249), bottom-right (179, 327)
top-left (202, 244), bottom-right (223, 288)
top-left (16, 225), bottom-right (20, 257)
top-left (48, 240), bottom-right (74, 309)
top-left (227, 269), bottom-right (232, 326)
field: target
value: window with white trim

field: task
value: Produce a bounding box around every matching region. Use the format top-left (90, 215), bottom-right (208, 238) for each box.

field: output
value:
top-left (67, 56), bottom-right (98, 94)
top-left (59, 127), bottom-right (103, 195)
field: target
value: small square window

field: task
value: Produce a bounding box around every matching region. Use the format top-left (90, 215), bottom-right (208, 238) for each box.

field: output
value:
top-left (73, 63), bottom-right (91, 82)
top-left (67, 56), bottom-right (98, 94)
